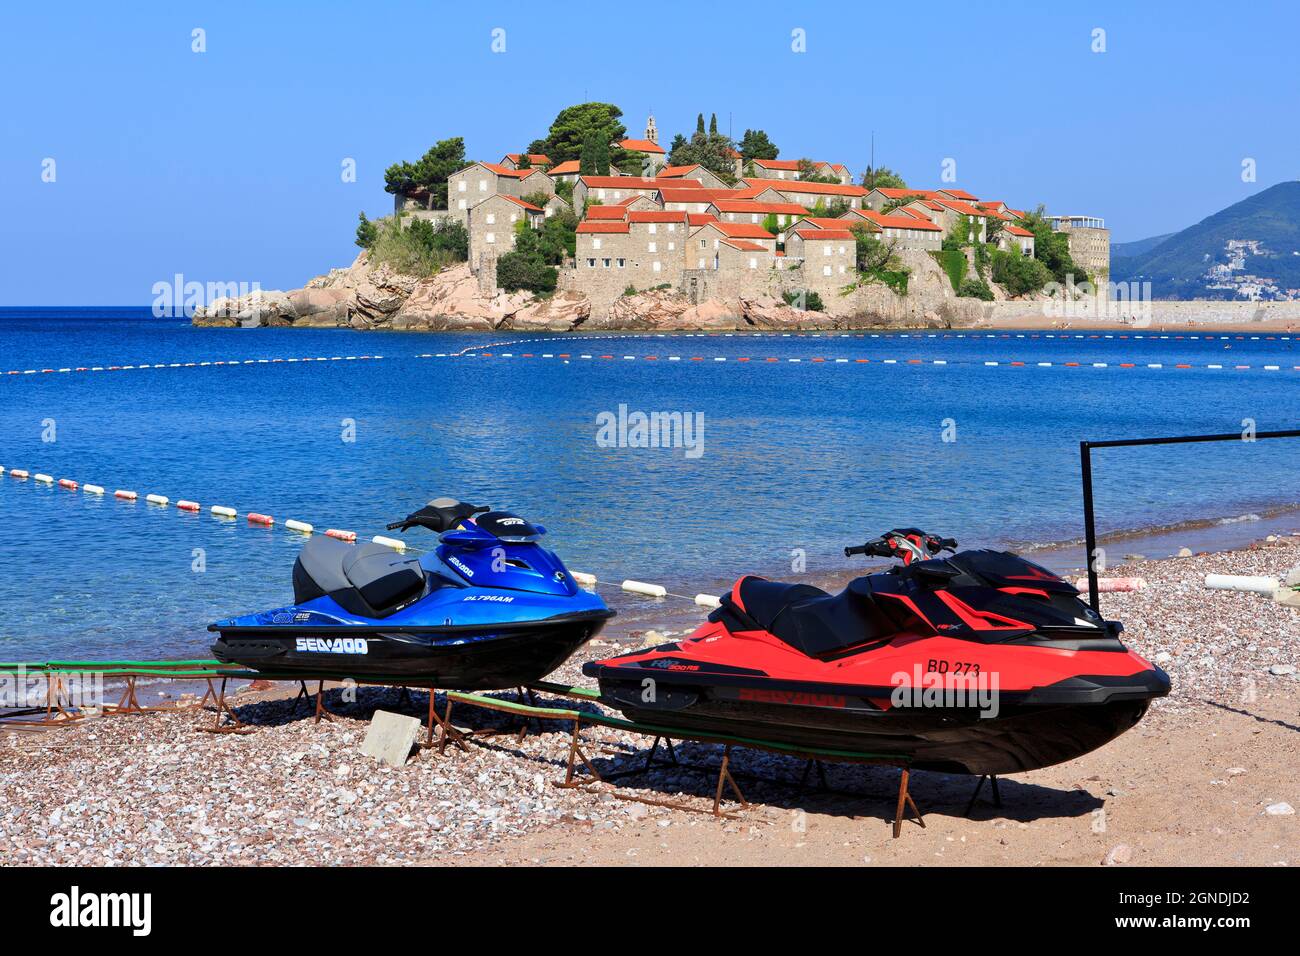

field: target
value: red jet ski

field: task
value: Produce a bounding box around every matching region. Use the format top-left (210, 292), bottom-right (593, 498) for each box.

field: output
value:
top-left (584, 530), bottom-right (1169, 775)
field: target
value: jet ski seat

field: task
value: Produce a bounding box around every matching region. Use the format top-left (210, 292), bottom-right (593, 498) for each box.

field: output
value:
top-left (292, 537), bottom-right (427, 618)
top-left (726, 576), bottom-right (900, 656)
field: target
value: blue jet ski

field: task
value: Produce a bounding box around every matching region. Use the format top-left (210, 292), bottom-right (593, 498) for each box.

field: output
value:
top-left (210, 498), bottom-right (614, 688)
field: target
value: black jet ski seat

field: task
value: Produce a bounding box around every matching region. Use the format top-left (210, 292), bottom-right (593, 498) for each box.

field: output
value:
top-left (292, 537), bottom-right (428, 618)
top-left (718, 575), bottom-right (900, 657)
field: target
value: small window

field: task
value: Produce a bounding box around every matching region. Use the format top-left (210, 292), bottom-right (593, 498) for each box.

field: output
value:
top-left (823, 265), bottom-right (832, 276)
top-left (617, 258), bottom-right (625, 268)
top-left (649, 223), bottom-right (657, 234)
top-left (698, 258), bottom-right (705, 268)
top-left (485, 232), bottom-right (495, 244)
top-left (653, 261), bottom-right (662, 273)
top-left (597, 189), bottom-right (606, 199)
top-left (486, 213), bottom-right (496, 225)
top-left (457, 180), bottom-right (466, 193)
top-left (749, 257), bottom-right (757, 269)
top-left (602, 258), bottom-right (611, 268)
top-left (668, 242), bottom-right (675, 251)
top-left (587, 258), bottom-right (596, 267)
top-left (824, 247), bottom-right (832, 256)
top-left (751, 214), bottom-right (759, 224)
top-left (648, 242), bottom-right (657, 253)
top-left (700, 239), bottom-right (706, 248)
top-left (478, 179), bottom-right (487, 192)
top-left (667, 223), bottom-right (676, 232)
top-left (592, 238), bottom-right (602, 250)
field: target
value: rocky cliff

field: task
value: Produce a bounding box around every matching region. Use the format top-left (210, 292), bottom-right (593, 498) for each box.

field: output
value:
top-left (192, 250), bottom-right (998, 332)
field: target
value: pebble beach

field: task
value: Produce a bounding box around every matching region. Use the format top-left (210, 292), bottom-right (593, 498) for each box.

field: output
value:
top-left (2, 538), bottom-right (1296, 867)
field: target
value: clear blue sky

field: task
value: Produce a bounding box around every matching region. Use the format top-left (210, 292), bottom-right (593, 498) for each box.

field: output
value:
top-left (3, 1), bottom-right (1297, 305)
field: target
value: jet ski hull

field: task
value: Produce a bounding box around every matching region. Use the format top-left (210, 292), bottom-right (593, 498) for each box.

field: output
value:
top-left (212, 611), bottom-right (612, 689)
top-left (589, 670), bottom-right (1164, 775)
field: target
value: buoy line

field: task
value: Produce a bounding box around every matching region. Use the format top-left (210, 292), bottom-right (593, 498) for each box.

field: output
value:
top-left (2, 354), bottom-right (384, 378)
top-left (0, 464), bottom-right (718, 609)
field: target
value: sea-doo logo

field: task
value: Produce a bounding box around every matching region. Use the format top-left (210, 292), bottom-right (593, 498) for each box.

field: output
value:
top-left (737, 688), bottom-right (847, 708)
top-left (448, 556), bottom-right (474, 578)
top-left (295, 638), bottom-right (369, 655)
top-left (645, 659), bottom-right (698, 671)
top-left (272, 612), bottom-right (294, 624)
top-left (462, 594), bottom-right (514, 603)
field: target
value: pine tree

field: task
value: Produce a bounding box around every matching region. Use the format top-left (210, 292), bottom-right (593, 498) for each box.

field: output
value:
top-left (696, 113), bottom-right (705, 135)
top-left (709, 113), bottom-right (718, 135)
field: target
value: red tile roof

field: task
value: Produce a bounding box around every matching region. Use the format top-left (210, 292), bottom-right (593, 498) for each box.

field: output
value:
top-left (743, 179), bottom-right (866, 197)
top-left (709, 199), bottom-right (809, 215)
top-left (628, 210), bottom-right (689, 223)
top-left (580, 176), bottom-right (700, 189)
top-left (576, 221), bottom-right (630, 234)
top-left (872, 187), bottom-right (940, 199)
top-left (720, 239), bottom-right (771, 252)
top-left (618, 139), bottom-right (666, 154)
top-left (657, 188), bottom-right (720, 203)
top-left (657, 164), bottom-right (701, 177)
top-left (687, 213), bottom-right (718, 226)
top-left (501, 195), bottom-right (544, 213)
top-left (935, 199), bottom-right (989, 217)
top-left (586, 205), bottom-right (628, 220)
top-left (792, 226), bottom-right (854, 241)
top-left (503, 153), bottom-right (551, 166)
top-left (547, 160), bottom-right (580, 176)
top-left (711, 222), bottom-right (776, 239)
top-left (852, 209), bottom-right (942, 231)
top-left (1004, 224), bottom-right (1034, 237)
top-left (752, 159), bottom-right (802, 171)
top-left (939, 188), bottom-right (979, 201)
top-left (480, 162), bottom-right (545, 180)
top-left (800, 217), bottom-right (852, 229)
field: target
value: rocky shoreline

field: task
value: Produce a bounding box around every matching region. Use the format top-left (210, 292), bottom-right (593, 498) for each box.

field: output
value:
top-left (191, 251), bottom-right (993, 333)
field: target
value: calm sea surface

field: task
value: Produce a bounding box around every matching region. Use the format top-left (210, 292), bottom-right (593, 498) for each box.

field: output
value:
top-left (2, 309), bottom-right (1298, 660)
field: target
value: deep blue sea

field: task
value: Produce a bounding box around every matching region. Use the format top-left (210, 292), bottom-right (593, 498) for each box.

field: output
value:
top-left (2, 308), bottom-right (1298, 661)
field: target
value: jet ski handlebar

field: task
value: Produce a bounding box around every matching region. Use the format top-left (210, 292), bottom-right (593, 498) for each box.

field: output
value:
top-left (387, 499), bottom-right (490, 533)
top-left (846, 529), bottom-right (958, 565)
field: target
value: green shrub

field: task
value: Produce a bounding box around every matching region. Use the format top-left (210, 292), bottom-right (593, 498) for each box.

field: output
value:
top-left (355, 212), bottom-right (379, 249)
top-left (991, 249), bottom-right (1053, 296)
top-left (367, 216), bottom-right (468, 277)
top-left (934, 249), bottom-right (967, 290)
top-left (623, 284), bottom-right (638, 296)
top-left (497, 252), bottom-right (557, 293)
top-left (783, 290), bottom-right (825, 312)
top-left (958, 277), bottom-right (994, 300)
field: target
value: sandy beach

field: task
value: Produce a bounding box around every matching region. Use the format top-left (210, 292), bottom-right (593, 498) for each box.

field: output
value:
top-left (1, 538), bottom-right (1296, 867)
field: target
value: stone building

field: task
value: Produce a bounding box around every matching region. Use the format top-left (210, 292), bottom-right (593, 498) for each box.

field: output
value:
top-left (687, 221), bottom-right (778, 269)
top-left (1047, 215), bottom-right (1110, 280)
top-left (573, 175), bottom-right (695, 210)
top-left (783, 226), bottom-right (855, 296)
top-left (466, 194), bottom-right (544, 269)
top-left (748, 158), bottom-right (803, 180)
top-left (447, 162), bottom-right (553, 220)
top-left (863, 187), bottom-right (941, 212)
top-left (546, 160), bottom-right (582, 184)
top-left (996, 224), bottom-right (1036, 257)
top-left (657, 163), bottom-right (729, 189)
top-left (499, 153), bottom-right (551, 171)
top-left (743, 179), bottom-right (867, 211)
top-left (840, 208), bottom-right (943, 251)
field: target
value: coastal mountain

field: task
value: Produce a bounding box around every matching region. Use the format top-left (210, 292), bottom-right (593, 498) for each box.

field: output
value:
top-left (1111, 181), bottom-right (1300, 300)
top-left (1111, 233), bottom-right (1176, 259)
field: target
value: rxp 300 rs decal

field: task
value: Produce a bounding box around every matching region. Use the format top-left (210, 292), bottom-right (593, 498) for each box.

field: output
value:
top-left (294, 637), bottom-right (369, 655)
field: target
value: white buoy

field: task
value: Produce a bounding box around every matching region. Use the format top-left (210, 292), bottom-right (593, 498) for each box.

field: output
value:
top-left (694, 593), bottom-right (722, 609)
top-left (83, 483), bottom-right (105, 495)
top-left (34, 473), bottom-right (54, 484)
top-left (285, 519), bottom-right (314, 534)
top-left (10, 469), bottom-right (29, 479)
top-left (571, 571), bottom-right (598, 587)
top-left (146, 494), bottom-right (169, 506)
top-left (371, 535), bottom-right (407, 551)
top-left (1205, 573), bottom-right (1279, 595)
top-left (622, 580), bottom-right (667, 598)
top-left (211, 505), bottom-right (237, 518)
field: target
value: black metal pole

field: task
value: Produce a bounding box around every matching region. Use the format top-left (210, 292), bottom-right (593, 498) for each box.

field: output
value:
top-left (1080, 441), bottom-right (1101, 613)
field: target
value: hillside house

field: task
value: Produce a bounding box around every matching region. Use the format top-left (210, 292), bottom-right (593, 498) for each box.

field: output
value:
top-left (467, 194), bottom-right (545, 268)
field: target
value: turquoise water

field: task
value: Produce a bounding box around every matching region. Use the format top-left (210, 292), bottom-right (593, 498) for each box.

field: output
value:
top-left (1, 309), bottom-right (1298, 660)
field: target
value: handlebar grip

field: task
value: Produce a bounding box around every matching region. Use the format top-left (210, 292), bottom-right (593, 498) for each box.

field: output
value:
top-left (844, 544), bottom-right (869, 557)
top-left (386, 521), bottom-right (406, 531)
